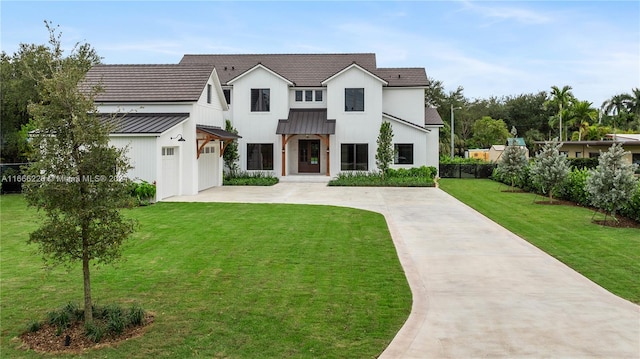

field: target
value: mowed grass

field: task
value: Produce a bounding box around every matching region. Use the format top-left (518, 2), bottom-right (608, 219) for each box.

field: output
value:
top-left (0, 195), bottom-right (410, 358)
top-left (439, 179), bottom-right (640, 304)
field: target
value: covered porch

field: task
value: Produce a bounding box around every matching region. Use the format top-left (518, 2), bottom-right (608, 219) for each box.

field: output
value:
top-left (276, 109), bottom-right (336, 177)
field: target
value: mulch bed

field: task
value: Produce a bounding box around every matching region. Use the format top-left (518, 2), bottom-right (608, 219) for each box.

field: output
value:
top-left (18, 314), bottom-right (154, 354)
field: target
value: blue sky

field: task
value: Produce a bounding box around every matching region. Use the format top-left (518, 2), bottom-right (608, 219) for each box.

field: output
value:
top-left (2, 1), bottom-right (639, 107)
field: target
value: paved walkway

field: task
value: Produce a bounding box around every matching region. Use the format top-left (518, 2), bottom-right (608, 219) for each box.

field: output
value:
top-left (168, 183), bottom-right (640, 358)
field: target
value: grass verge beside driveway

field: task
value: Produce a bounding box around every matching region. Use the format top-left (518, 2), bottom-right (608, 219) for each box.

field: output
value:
top-left (1, 195), bottom-right (410, 358)
top-left (438, 179), bottom-right (640, 304)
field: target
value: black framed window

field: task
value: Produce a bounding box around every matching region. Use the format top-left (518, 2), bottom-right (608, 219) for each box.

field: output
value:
top-left (207, 84), bottom-right (212, 104)
top-left (251, 89), bottom-right (270, 112)
top-left (305, 90), bottom-right (313, 102)
top-left (632, 153), bottom-right (640, 165)
top-left (394, 144), bottom-right (414, 164)
top-left (223, 89), bottom-right (231, 105)
top-left (295, 90), bottom-right (303, 102)
top-left (345, 88), bottom-right (364, 111)
top-left (247, 144), bottom-right (274, 170)
top-left (341, 143), bottom-right (368, 170)
top-left (315, 90), bottom-right (323, 102)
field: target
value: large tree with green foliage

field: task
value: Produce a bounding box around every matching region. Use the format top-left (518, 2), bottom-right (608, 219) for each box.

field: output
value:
top-left (23, 23), bottom-right (136, 323)
top-left (586, 143), bottom-right (639, 222)
top-left (529, 139), bottom-right (569, 203)
top-left (375, 121), bottom-right (394, 179)
top-left (468, 116), bottom-right (509, 149)
top-left (545, 85), bottom-right (575, 141)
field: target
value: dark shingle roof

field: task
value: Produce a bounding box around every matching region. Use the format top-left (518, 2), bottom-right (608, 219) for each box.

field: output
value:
top-left (101, 113), bottom-right (189, 134)
top-left (84, 64), bottom-right (215, 102)
top-left (424, 107), bottom-right (444, 126)
top-left (276, 109), bottom-right (336, 135)
top-left (180, 53), bottom-right (428, 87)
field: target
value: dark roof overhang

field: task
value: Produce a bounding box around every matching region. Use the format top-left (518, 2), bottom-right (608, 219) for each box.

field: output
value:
top-left (276, 109), bottom-right (336, 135)
top-left (196, 124), bottom-right (242, 139)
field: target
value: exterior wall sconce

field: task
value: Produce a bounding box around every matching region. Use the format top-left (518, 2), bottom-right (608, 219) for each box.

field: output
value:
top-left (171, 134), bottom-right (186, 142)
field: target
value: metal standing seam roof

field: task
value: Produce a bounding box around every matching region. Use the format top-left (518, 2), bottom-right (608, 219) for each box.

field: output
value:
top-left (196, 125), bottom-right (242, 139)
top-left (83, 64), bottom-right (215, 102)
top-left (101, 113), bottom-right (189, 134)
top-left (180, 53), bottom-right (429, 87)
top-left (276, 109), bottom-right (336, 135)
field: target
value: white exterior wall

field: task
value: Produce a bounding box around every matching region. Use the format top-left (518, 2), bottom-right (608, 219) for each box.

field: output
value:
top-left (382, 88), bottom-right (424, 122)
top-left (326, 67), bottom-right (384, 174)
top-left (109, 136), bottom-right (157, 183)
top-left (229, 67), bottom-right (290, 173)
top-left (288, 88), bottom-right (327, 109)
top-left (425, 125), bottom-right (440, 168)
top-left (387, 120), bottom-right (428, 169)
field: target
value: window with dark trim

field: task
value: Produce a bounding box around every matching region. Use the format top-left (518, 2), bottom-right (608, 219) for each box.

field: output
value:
top-left (251, 89), bottom-right (270, 112)
top-left (341, 143), bottom-right (368, 170)
top-left (247, 143), bottom-right (274, 170)
top-left (223, 89), bottom-right (231, 105)
top-left (305, 90), bottom-right (313, 102)
top-left (632, 153), bottom-right (640, 165)
top-left (394, 144), bottom-right (414, 164)
top-left (295, 90), bottom-right (303, 102)
top-left (207, 84), bottom-right (212, 104)
top-left (315, 90), bottom-right (323, 102)
top-left (345, 88), bottom-right (364, 111)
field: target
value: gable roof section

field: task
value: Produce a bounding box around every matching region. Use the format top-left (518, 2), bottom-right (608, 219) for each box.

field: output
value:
top-left (276, 109), bottom-right (336, 135)
top-left (101, 113), bottom-right (189, 135)
top-left (196, 125), bottom-right (242, 139)
top-left (180, 53), bottom-right (428, 88)
top-left (321, 63), bottom-right (388, 86)
top-left (83, 64), bottom-right (215, 102)
top-left (227, 63), bottom-right (294, 85)
top-left (383, 112), bottom-right (429, 133)
top-left (424, 107), bottom-right (444, 126)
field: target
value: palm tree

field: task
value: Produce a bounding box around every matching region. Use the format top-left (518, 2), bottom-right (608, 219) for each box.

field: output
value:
top-left (569, 101), bottom-right (597, 141)
top-left (545, 85), bottom-right (574, 141)
top-left (625, 88), bottom-right (640, 117)
top-left (601, 93), bottom-right (632, 133)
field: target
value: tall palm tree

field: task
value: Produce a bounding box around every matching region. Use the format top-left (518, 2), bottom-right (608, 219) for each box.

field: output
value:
top-left (602, 93), bottom-right (632, 133)
top-left (545, 85), bottom-right (574, 141)
top-left (626, 88), bottom-right (640, 117)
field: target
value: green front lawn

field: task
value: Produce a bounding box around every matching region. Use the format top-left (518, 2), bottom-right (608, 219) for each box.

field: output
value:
top-left (0, 195), bottom-right (410, 358)
top-left (439, 179), bottom-right (640, 304)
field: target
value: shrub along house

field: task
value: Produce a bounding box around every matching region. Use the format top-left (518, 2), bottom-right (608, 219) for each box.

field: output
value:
top-left (84, 53), bottom-right (443, 200)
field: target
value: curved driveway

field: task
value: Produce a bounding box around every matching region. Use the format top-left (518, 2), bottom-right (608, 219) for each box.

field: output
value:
top-left (168, 183), bottom-right (640, 358)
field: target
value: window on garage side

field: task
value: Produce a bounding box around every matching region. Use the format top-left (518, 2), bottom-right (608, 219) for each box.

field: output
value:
top-left (394, 144), bottom-right (414, 164)
top-left (341, 143), bottom-right (368, 170)
top-left (251, 89), bottom-right (270, 112)
top-left (247, 143), bottom-right (274, 170)
top-left (345, 88), bottom-right (364, 112)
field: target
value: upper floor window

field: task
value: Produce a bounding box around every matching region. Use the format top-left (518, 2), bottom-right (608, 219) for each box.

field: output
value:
top-left (207, 84), bottom-right (212, 104)
top-left (295, 89), bottom-right (323, 102)
top-left (345, 88), bottom-right (364, 111)
top-left (251, 89), bottom-right (270, 112)
top-left (223, 89), bottom-right (231, 105)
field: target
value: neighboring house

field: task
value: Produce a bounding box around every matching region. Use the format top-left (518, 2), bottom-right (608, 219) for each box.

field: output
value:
top-left (487, 138), bottom-right (529, 162)
top-left (547, 134), bottom-right (640, 165)
top-left (467, 149), bottom-right (490, 162)
top-left (83, 64), bottom-right (240, 200)
top-left (84, 53), bottom-right (443, 200)
top-left (179, 53), bottom-right (443, 178)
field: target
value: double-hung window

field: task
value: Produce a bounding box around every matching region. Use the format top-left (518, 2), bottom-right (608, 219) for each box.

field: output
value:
top-left (341, 144), bottom-right (368, 170)
top-left (251, 89), bottom-right (270, 112)
top-left (345, 88), bottom-right (364, 111)
top-left (394, 144), bottom-right (414, 164)
top-left (247, 144), bottom-right (274, 170)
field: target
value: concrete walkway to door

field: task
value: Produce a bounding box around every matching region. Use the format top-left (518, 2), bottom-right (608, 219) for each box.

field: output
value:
top-left (167, 183), bottom-right (640, 358)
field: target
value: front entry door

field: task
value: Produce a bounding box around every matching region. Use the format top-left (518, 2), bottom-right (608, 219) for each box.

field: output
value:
top-left (298, 139), bottom-right (320, 173)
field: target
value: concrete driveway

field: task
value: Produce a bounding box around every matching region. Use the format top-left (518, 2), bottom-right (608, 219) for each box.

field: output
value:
top-left (167, 183), bottom-right (640, 358)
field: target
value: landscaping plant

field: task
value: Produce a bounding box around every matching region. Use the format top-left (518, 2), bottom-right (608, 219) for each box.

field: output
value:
top-left (496, 141), bottom-right (528, 190)
top-left (375, 121), bottom-right (394, 180)
top-left (529, 138), bottom-right (570, 202)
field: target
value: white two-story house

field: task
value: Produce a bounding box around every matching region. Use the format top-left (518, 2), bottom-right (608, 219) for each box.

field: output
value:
top-left (85, 53), bottom-right (443, 200)
top-left (180, 53), bottom-right (443, 178)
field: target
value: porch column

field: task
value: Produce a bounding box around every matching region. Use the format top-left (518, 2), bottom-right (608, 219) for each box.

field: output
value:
top-left (281, 134), bottom-right (286, 177)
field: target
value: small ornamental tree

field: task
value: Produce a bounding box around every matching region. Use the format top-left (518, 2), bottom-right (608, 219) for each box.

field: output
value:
top-left (23, 23), bottom-right (136, 324)
top-left (586, 143), bottom-right (639, 222)
top-left (496, 143), bottom-right (528, 189)
top-left (375, 121), bottom-right (394, 179)
top-left (529, 138), bottom-right (570, 203)
top-left (223, 119), bottom-right (240, 176)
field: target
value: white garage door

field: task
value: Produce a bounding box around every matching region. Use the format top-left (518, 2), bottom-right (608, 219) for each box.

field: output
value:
top-left (198, 145), bottom-right (216, 191)
top-left (162, 147), bottom-right (179, 199)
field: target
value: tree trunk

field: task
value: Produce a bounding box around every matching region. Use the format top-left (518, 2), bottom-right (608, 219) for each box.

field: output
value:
top-left (82, 236), bottom-right (93, 323)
